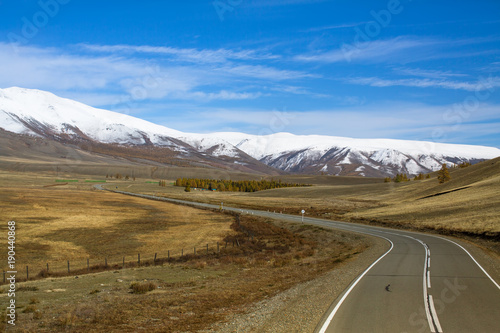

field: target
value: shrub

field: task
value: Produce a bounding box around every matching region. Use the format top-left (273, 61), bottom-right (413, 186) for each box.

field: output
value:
top-left (130, 281), bottom-right (157, 294)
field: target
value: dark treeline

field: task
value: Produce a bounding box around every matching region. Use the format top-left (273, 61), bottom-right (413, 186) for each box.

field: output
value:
top-left (174, 178), bottom-right (309, 192)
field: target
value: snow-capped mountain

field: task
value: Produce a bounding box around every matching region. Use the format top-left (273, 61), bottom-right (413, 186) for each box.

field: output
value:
top-left (1, 87), bottom-right (499, 177)
top-left (0, 87), bottom-right (276, 174)
top-left (194, 132), bottom-right (500, 176)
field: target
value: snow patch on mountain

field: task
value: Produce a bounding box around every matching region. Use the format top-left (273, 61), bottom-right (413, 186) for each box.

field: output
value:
top-left (1, 87), bottom-right (499, 177)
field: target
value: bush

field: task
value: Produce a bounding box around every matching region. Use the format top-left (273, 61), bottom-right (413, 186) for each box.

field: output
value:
top-left (130, 281), bottom-right (157, 294)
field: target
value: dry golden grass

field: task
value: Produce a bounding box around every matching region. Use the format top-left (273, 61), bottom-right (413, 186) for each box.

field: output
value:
top-left (119, 157), bottom-right (500, 238)
top-left (0, 214), bottom-right (368, 332)
top-left (0, 176), bottom-right (234, 274)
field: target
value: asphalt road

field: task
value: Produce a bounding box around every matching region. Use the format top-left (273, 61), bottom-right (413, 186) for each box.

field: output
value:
top-left (97, 186), bottom-right (500, 332)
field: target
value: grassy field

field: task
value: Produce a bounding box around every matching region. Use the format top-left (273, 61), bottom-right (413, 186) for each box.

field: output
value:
top-left (0, 171), bottom-right (235, 275)
top-left (117, 157), bottom-right (500, 239)
top-left (0, 170), bottom-right (370, 331)
top-left (1, 157), bottom-right (498, 331)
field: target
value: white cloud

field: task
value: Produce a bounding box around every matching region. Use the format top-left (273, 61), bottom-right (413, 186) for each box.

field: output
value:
top-left (145, 101), bottom-right (500, 147)
top-left (0, 43), bottom-right (290, 106)
top-left (393, 67), bottom-right (468, 79)
top-left (294, 37), bottom-right (432, 63)
top-left (78, 43), bottom-right (280, 63)
top-left (217, 64), bottom-right (316, 81)
top-left (346, 76), bottom-right (500, 91)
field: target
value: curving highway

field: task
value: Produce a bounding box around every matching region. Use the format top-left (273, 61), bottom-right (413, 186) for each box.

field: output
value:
top-left (97, 186), bottom-right (500, 333)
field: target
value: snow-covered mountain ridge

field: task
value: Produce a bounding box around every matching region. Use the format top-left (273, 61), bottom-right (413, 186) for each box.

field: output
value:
top-left (1, 87), bottom-right (499, 177)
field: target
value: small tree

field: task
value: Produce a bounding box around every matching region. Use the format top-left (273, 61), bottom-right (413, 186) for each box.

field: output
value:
top-left (184, 184), bottom-right (191, 192)
top-left (437, 164), bottom-right (451, 183)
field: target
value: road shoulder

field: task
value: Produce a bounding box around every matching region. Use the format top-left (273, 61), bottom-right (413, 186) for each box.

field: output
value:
top-left (207, 234), bottom-right (389, 333)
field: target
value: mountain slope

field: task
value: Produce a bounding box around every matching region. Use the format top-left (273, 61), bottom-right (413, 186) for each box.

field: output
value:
top-left (190, 132), bottom-right (500, 177)
top-left (1, 87), bottom-right (499, 177)
top-left (0, 87), bottom-right (280, 175)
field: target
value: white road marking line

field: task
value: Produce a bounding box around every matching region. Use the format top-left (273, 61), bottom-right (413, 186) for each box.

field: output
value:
top-left (434, 235), bottom-right (500, 290)
top-left (421, 244), bottom-right (436, 333)
top-left (108, 190), bottom-right (500, 331)
top-left (427, 271), bottom-right (431, 288)
top-left (317, 236), bottom-right (394, 333)
top-left (382, 233), bottom-right (439, 333)
top-left (428, 257), bottom-right (431, 268)
top-left (429, 295), bottom-right (444, 333)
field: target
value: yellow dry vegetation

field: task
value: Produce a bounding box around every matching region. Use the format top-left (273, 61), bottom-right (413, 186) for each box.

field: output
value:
top-left (128, 157), bottom-right (500, 236)
top-left (0, 180), bottom-right (234, 273)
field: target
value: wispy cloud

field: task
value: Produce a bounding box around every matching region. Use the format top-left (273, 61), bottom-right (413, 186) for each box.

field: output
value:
top-left (294, 35), bottom-right (500, 64)
top-left (393, 67), bottom-right (468, 79)
top-left (148, 101), bottom-right (500, 146)
top-left (78, 43), bottom-right (280, 63)
top-left (346, 76), bottom-right (500, 91)
top-left (0, 43), bottom-right (319, 109)
top-left (246, 0), bottom-right (328, 8)
top-left (217, 64), bottom-right (316, 81)
top-left (304, 22), bottom-right (368, 32)
top-left (180, 90), bottom-right (263, 101)
top-left (294, 37), bottom-right (432, 63)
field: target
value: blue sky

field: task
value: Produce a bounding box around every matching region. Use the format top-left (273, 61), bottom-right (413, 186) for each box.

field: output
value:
top-left (1, 0), bottom-right (499, 147)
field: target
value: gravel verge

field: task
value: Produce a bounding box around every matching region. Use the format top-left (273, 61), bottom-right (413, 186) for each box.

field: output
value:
top-left (207, 235), bottom-right (389, 333)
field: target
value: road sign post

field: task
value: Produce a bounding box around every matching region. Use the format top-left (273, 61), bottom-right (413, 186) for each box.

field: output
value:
top-left (301, 209), bottom-right (305, 223)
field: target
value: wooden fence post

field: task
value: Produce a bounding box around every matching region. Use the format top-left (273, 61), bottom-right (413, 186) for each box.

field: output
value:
top-left (105, 257), bottom-right (108, 268)
top-left (46, 263), bottom-right (49, 272)
top-left (168, 250), bottom-right (170, 260)
top-left (123, 256), bottom-right (125, 268)
top-left (217, 242), bottom-right (220, 253)
top-left (206, 244), bottom-right (209, 254)
top-left (26, 266), bottom-right (29, 280)
top-left (194, 247), bottom-right (196, 255)
top-left (67, 261), bottom-right (70, 273)
top-left (138, 253), bottom-right (141, 266)
top-left (154, 253), bottom-right (157, 265)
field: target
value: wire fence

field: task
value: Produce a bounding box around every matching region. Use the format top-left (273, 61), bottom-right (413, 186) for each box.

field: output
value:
top-left (1, 237), bottom-right (255, 285)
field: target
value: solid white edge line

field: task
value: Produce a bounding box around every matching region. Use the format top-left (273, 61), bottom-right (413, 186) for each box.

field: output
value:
top-left (428, 295), bottom-right (443, 333)
top-left (427, 270), bottom-right (431, 288)
top-left (435, 236), bottom-right (500, 290)
top-left (428, 257), bottom-right (431, 268)
top-left (317, 237), bottom-right (394, 333)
